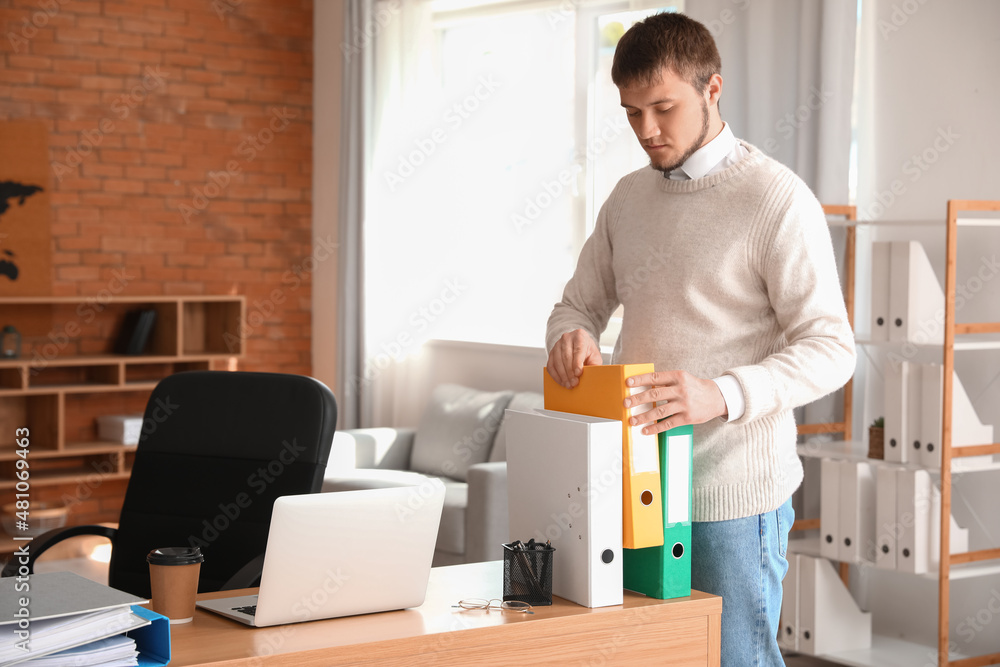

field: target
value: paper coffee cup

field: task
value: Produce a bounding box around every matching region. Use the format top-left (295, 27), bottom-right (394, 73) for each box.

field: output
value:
top-left (147, 547), bottom-right (204, 624)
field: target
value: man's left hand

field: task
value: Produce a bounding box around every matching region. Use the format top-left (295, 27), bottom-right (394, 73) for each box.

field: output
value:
top-left (623, 370), bottom-right (728, 435)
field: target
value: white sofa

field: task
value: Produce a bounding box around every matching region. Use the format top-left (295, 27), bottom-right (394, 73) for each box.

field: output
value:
top-left (322, 384), bottom-right (543, 566)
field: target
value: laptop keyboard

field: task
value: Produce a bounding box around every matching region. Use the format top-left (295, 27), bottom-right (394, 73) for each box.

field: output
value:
top-left (232, 605), bottom-right (257, 616)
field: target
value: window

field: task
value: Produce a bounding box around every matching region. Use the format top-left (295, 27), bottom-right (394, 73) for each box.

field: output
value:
top-left (365, 1), bottom-right (680, 354)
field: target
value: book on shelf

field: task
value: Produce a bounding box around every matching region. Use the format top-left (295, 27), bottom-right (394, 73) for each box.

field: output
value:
top-left (113, 309), bottom-right (157, 356)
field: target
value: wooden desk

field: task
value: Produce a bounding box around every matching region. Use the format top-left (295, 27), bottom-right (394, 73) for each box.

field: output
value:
top-left (171, 561), bottom-right (721, 666)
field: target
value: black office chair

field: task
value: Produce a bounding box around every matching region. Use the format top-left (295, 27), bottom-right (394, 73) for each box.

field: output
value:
top-left (2, 371), bottom-right (337, 597)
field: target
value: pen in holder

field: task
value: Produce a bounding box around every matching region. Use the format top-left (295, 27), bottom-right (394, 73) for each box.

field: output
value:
top-left (502, 539), bottom-right (554, 606)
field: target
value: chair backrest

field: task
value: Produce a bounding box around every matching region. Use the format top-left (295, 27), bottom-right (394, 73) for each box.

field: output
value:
top-left (108, 371), bottom-right (337, 597)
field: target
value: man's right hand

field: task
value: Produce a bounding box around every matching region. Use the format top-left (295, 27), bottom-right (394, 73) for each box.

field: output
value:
top-left (546, 329), bottom-right (603, 389)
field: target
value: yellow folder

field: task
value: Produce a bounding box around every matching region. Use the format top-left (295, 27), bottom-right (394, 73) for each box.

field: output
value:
top-left (543, 364), bottom-right (665, 549)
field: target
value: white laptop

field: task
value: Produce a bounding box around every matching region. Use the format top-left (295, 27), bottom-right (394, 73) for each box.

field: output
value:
top-left (196, 483), bottom-right (445, 627)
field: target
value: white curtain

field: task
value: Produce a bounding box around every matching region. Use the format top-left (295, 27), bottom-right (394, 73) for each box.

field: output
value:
top-left (335, 0), bottom-right (376, 430)
top-left (363, 1), bottom-right (437, 428)
top-left (686, 0), bottom-right (857, 203)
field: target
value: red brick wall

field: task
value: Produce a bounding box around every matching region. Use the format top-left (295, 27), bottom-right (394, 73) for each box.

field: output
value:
top-left (1, 0), bottom-right (314, 373)
top-left (0, 0), bottom-right (316, 526)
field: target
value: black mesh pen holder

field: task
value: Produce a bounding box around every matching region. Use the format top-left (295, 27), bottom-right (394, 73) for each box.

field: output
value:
top-left (502, 539), bottom-right (554, 606)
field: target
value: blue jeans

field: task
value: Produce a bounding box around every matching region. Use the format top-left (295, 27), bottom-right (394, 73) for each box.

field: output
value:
top-left (691, 497), bottom-right (794, 667)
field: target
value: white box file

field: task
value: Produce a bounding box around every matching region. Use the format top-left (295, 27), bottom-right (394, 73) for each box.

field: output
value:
top-left (874, 464), bottom-right (898, 570)
top-left (778, 553), bottom-right (800, 652)
top-left (883, 360), bottom-right (910, 464)
top-left (895, 468), bottom-right (970, 575)
top-left (919, 363), bottom-right (995, 470)
top-left (96, 414), bottom-right (144, 446)
top-left (870, 241), bottom-right (891, 342)
top-left (888, 240), bottom-right (944, 344)
top-left (896, 468), bottom-right (932, 574)
top-left (505, 408), bottom-right (623, 608)
top-left (820, 458), bottom-right (841, 561)
top-left (797, 555), bottom-right (872, 655)
top-left (839, 461), bottom-right (876, 563)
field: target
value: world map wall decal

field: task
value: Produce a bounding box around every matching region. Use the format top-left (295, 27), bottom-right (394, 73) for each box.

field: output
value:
top-left (0, 181), bottom-right (45, 282)
top-left (0, 120), bottom-right (53, 296)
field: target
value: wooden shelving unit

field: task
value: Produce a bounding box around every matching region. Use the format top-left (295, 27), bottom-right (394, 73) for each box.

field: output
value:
top-left (938, 200), bottom-right (1000, 667)
top-left (0, 295), bottom-right (244, 552)
top-left (787, 202), bottom-right (1000, 667)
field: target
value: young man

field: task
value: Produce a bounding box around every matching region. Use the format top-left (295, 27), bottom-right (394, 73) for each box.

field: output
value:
top-left (545, 12), bottom-right (856, 666)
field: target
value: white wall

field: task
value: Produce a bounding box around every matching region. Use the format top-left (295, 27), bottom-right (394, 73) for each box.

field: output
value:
top-left (856, 0), bottom-right (1000, 222)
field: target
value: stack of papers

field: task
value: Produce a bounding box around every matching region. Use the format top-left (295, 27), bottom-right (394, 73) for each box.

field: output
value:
top-left (18, 635), bottom-right (138, 666)
top-left (0, 572), bottom-right (169, 667)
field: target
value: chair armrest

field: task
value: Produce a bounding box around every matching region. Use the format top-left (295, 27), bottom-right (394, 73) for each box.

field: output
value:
top-left (1, 525), bottom-right (117, 578)
top-left (328, 428), bottom-right (417, 473)
top-left (465, 461), bottom-right (508, 564)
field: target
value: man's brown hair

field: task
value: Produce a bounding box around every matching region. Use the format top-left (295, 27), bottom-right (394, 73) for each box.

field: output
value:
top-left (611, 12), bottom-right (721, 92)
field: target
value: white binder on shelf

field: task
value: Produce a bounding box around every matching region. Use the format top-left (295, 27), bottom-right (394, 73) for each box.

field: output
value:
top-left (505, 408), bottom-right (623, 608)
top-left (778, 553), bottom-right (799, 652)
top-left (888, 240), bottom-right (945, 344)
top-left (896, 468), bottom-right (932, 575)
top-left (883, 360), bottom-right (910, 463)
top-left (874, 464), bottom-right (898, 571)
top-left (839, 460), bottom-right (876, 564)
top-left (919, 364), bottom-right (995, 470)
top-left (820, 458), bottom-right (841, 561)
top-left (906, 362), bottom-right (924, 459)
top-left (870, 241), bottom-right (892, 342)
top-left (920, 362), bottom-right (944, 469)
top-left (797, 555), bottom-right (872, 656)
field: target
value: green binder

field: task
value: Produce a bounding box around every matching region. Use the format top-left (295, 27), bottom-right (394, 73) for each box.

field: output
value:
top-left (623, 424), bottom-right (693, 599)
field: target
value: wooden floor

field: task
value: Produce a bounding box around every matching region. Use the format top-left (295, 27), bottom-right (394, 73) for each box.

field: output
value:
top-left (783, 655), bottom-right (842, 666)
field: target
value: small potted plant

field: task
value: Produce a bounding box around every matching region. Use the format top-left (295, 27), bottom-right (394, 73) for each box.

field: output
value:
top-left (869, 416), bottom-right (885, 459)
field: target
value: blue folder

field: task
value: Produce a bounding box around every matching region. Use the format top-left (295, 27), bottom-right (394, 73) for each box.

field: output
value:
top-left (127, 605), bottom-right (171, 667)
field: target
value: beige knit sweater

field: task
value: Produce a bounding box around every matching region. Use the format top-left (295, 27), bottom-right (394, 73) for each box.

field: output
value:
top-left (546, 142), bottom-right (856, 522)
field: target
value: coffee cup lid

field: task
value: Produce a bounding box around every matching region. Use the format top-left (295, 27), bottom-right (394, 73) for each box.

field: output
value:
top-left (147, 547), bottom-right (204, 566)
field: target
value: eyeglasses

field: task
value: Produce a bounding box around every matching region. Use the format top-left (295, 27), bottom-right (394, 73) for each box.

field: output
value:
top-left (453, 598), bottom-right (534, 614)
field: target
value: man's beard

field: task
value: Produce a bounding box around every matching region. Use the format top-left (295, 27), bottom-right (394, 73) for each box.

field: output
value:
top-left (651, 99), bottom-right (710, 175)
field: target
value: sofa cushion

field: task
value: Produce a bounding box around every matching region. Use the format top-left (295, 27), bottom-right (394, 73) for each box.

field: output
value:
top-left (409, 384), bottom-right (513, 482)
top-left (321, 470), bottom-right (467, 556)
top-left (490, 391), bottom-right (544, 463)
top-left (320, 469), bottom-right (431, 492)
top-left (436, 478), bottom-right (468, 557)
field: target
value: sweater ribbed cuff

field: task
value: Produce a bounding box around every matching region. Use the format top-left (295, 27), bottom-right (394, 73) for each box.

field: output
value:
top-left (724, 365), bottom-right (774, 424)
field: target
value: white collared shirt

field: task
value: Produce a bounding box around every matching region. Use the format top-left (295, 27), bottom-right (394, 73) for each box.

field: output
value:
top-left (666, 121), bottom-right (749, 421)
top-left (667, 121), bottom-right (748, 181)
